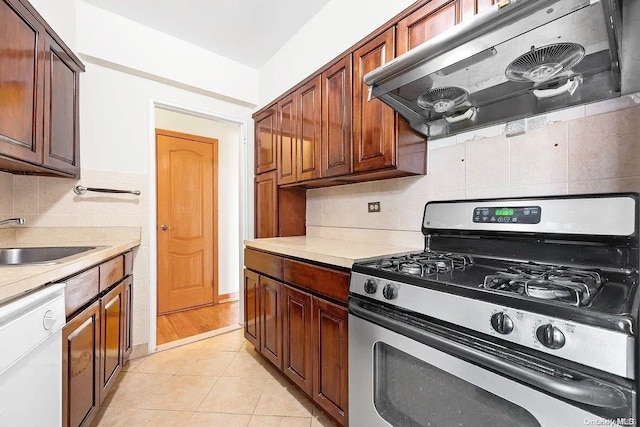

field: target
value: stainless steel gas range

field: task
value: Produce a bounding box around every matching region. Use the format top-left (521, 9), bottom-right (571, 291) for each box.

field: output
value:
top-left (348, 193), bottom-right (639, 427)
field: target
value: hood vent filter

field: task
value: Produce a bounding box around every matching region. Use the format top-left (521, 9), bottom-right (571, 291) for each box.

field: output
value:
top-left (417, 87), bottom-right (469, 113)
top-left (505, 43), bottom-right (585, 83)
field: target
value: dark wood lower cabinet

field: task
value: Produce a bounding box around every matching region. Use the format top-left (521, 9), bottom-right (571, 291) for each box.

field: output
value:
top-left (245, 249), bottom-right (349, 426)
top-left (312, 298), bottom-right (349, 425)
top-left (62, 300), bottom-right (100, 427)
top-left (122, 276), bottom-right (133, 361)
top-left (244, 269), bottom-right (260, 347)
top-left (283, 285), bottom-right (313, 395)
top-left (99, 281), bottom-right (124, 403)
top-left (260, 276), bottom-right (283, 370)
top-left (62, 251), bottom-right (134, 427)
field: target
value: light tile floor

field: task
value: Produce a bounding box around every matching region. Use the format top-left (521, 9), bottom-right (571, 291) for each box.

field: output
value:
top-left (93, 329), bottom-right (338, 427)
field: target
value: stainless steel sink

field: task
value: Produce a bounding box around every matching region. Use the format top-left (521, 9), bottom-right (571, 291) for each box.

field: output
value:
top-left (0, 246), bottom-right (101, 266)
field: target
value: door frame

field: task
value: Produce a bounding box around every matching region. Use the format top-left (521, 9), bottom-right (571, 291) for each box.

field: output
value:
top-left (148, 99), bottom-right (250, 354)
top-left (155, 127), bottom-right (219, 311)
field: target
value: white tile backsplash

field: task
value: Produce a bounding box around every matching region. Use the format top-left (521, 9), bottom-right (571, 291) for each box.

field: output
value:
top-left (308, 105), bottom-right (640, 245)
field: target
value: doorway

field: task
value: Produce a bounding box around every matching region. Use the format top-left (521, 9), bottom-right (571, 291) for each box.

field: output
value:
top-left (153, 108), bottom-right (243, 347)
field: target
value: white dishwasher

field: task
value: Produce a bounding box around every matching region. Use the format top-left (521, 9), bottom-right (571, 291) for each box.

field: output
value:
top-left (0, 283), bottom-right (65, 427)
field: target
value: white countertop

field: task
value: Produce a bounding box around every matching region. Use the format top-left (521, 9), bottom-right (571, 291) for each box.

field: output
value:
top-left (245, 236), bottom-right (420, 269)
top-left (0, 227), bottom-right (141, 304)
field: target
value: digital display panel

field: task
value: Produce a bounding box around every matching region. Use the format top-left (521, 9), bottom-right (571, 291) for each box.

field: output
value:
top-left (473, 206), bottom-right (541, 224)
top-left (495, 209), bottom-right (514, 216)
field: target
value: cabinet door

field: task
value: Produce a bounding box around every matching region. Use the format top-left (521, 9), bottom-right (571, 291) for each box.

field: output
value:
top-left (277, 93), bottom-right (297, 185)
top-left (121, 276), bottom-right (133, 361)
top-left (283, 285), bottom-right (312, 395)
top-left (461, 0), bottom-right (496, 22)
top-left (43, 35), bottom-right (80, 176)
top-left (260, 276), bottom-right (283, 369)
top-left (312, 298), bottom-right (348, 425)
top-left (254, 107), bottom-right (277, 174)
top-left (255, 170), bottom-right (278, 238)
top-left (99, 281), bottom-right (124, 403)
top-left (244, 269), bottom-right (260, 348)
top-left (62, 300), bottom-right (100, 427)
top-left (0, 0), bottom-right (44, 165)
top-left (397, 0), bottom-right (459, 55)
top-left (322, 55), bottom-right (353, 178)
top-left (398, 0), bottom-right (495, 55)
top-left (353, 28), bottom-right (395, 173)
top-left (296, 75), bottom-right (322, 182)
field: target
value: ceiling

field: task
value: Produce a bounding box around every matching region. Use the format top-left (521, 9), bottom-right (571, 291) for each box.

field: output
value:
top-left (82, 0), bottom-right (332, 69)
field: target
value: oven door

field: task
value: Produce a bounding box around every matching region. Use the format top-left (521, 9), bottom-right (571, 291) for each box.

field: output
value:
top-left (349, 297), bottom-right (635, 427)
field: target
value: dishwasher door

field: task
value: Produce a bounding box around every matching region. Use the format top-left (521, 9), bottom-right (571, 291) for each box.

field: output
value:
top-left (0, 283), bottom-right (66, 427)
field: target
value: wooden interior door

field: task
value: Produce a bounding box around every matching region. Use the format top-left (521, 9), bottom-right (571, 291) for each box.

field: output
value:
top-left (156, 129), bottom-right (218, 314)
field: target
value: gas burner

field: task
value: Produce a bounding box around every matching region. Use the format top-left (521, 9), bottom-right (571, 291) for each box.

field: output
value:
top-left (376, 251), bottom-right (473, 277)
top-left (482, 263), bottom-right (603, 306)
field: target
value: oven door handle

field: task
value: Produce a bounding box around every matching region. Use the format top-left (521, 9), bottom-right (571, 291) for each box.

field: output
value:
top-left (349, 300), bottom-right (628, 409)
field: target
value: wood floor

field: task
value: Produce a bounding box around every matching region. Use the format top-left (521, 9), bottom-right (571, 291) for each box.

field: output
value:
top-left (156, 301), bottom-right (240, 345)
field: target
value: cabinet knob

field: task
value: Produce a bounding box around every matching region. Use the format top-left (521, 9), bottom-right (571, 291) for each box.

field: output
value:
top-left (160, 224), bottom-right (170, 231)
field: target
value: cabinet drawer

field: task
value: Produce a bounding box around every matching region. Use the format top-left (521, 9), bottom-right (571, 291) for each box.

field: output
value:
top-left (65, 267), bottom-right (99, 317)
top-left (245, 248), bottom-right (283, 280)
top-left (99, 256), bottom-right (124, 292)
top-left (284, 259), bottom-right (349, 304)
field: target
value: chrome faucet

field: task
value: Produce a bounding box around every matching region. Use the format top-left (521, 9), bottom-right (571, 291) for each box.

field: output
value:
top-left (0, 218), bottom-right (25, 227)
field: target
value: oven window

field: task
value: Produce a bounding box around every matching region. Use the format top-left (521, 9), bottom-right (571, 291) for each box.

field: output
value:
top-left (373, 342), bottom-right (540, 427)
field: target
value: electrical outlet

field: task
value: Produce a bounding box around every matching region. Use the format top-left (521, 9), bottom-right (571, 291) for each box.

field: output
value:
top-left (368, 202), bottom-right (381, 213)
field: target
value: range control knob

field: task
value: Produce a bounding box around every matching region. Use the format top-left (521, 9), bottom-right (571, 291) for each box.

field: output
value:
top-left (490, 312), bottom-right (514, 335)
top-left (536, 324), bottom-right (565, 349)
top-left (363, 278), bottom-right (378, 294)
top-left (382, 284), bottom-right (399, 300)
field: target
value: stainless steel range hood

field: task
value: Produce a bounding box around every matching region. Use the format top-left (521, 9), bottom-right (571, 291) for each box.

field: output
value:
top-left (365, 0), bottom-right (640, 139)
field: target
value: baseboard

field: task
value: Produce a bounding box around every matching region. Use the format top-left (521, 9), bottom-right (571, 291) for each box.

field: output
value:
top-left (218, 292), bottom-right (239, 304)
top-left (129, 343), bottom-right (149, 359)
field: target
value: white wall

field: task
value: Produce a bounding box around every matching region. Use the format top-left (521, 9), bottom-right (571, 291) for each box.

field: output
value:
top-left (258, 0), bottom-right (415, 107)
top-left (155, 109), bottom-right (241, 297)
top-left (77, 1), bottom-right (259, 106)
top-left (29, 0), bottom-right (77, 50)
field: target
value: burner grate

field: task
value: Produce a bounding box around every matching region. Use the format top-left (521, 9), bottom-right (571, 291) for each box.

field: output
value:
top-left (376, 251), bottom-right (473, 277)
top-left (482, 263), bottom-right (603, 306)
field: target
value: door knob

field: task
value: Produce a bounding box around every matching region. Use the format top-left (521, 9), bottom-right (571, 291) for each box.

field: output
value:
top-left (160, 224), bottom-right (170, 231)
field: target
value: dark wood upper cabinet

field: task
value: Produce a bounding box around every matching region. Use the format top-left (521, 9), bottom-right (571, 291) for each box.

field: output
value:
top-left (461, 0), bottom-right (496, 22)
top-left (296, 75), bottom-right (322, 182)
top-left (255, 107), bottom-right (278, 174)
top-left (277, 94), bottom-right (297, 185)
top-left (353, 28), bottom-right (396, 173)
top-left (43, 36), bottom-right (80, 175)
top-left (255, 170), bottom-right (278, 238)
top-left (0, 0), bottom-right (83, 177)
top-left (321, 55), bottom-right (353, 178)
top-left (0, 0), bottom-right (44, 165)
top-left (398, 0), bottom-right (497, 55)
